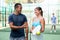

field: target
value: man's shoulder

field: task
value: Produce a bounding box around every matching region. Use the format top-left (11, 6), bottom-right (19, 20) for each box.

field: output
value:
top-left (9, 13), bottom-right (14, 17)
top-left (21, 14), bottom-right (26, 17)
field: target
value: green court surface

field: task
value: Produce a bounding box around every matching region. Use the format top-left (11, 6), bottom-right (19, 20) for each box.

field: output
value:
top-left (0, 24), bottom-right (60, 40)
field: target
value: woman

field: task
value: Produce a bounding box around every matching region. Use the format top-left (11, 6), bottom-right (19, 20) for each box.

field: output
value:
top-left (30, 7), bottom-right (45, 40)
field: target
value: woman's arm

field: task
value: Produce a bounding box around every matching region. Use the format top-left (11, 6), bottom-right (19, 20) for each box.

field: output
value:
top-left (30, 18), bottom-right (35, 33)
top-left (40, 18), bottom-right (45, 33)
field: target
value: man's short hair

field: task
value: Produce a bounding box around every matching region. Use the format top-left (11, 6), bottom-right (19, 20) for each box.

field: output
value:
top-left (14, 3), bottom-right (22, 9)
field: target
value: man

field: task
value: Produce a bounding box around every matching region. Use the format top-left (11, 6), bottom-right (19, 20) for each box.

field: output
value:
top-left (8, 3), bottom-right (28, 40)
top-left (50, 13), bottom-right (56, 33)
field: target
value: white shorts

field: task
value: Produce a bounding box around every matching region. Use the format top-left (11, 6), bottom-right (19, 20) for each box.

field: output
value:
top-left (52, 23), bottom-right (56, 25)
top-left (31, 33), bottom-right (43, 40)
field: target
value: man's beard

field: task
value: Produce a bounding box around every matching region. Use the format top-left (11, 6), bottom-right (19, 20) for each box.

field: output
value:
top-left (18, 11), bottom-right (21, 13)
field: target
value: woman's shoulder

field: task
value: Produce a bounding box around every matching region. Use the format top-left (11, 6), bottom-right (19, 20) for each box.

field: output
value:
top-left (32, 16), bottom-right (36, 21)
top-left (40, 16), bottom-right (45, 21)
top-left (40, 16), bottom-right (44, 19)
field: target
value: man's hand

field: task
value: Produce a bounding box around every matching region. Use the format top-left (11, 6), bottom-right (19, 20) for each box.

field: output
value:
top-left (25, 37), bottom-right (28, 40)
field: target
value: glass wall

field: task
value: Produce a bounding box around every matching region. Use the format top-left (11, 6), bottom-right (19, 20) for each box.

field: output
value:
top-left (0, 0), bottom-right (60, 27)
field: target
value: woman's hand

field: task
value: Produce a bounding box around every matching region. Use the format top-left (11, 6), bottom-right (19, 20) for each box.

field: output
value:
top-left (30, 27), bottom-right (35, 33)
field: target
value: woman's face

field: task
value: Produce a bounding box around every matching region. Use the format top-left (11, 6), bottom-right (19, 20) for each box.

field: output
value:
top-left (34, 8), bottom-right (41, 16)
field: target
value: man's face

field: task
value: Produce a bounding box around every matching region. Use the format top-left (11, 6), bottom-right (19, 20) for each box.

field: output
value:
top-left (16, 5), bottom-right (22, 13)
top-left (53, 13), bottom-right (54, 16)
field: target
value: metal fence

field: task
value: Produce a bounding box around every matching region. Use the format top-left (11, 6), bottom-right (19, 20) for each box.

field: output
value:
top-left (0, 4), bottom-right (60, 27)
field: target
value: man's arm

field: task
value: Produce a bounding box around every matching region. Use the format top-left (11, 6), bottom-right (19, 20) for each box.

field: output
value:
top-left (8, 15), bottom-right (23, 29)
top-left (23, 22), bottom-right (28, 40)
top-left (9, 15), bottom-right (28, 30)
top-left (9, 21), bottom-right (28, 29)
top-left (9, 22), bottom-right (24, 30)
top-left (21, 22), bottom-right (28, 40)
